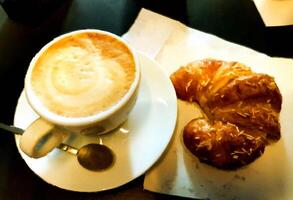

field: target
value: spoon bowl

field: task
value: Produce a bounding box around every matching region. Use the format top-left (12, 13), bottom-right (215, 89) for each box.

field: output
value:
top-left (77, 143), bottom-right (114, 171)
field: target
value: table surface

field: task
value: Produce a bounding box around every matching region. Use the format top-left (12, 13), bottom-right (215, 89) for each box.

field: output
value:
top-left (0, 0), bottom-right (292, 200)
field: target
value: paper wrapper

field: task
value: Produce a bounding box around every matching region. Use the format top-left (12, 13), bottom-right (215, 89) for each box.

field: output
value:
top-left (123, 9), bottom-right (293, 200)
top-left (253, 0), bottom-right (293, 27)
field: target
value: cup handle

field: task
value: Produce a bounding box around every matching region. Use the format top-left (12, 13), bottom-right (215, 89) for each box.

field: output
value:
top-left (19, 118), bottom-right (67, 158)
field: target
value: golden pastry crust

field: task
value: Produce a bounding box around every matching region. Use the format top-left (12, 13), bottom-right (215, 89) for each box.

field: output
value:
top-left (183, 119), bottom-right (265, 169)
top-left (170, 59), bottom-right (282, 169)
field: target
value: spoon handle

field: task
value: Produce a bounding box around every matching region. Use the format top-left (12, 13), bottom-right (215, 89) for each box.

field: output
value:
top-left (0, 123), bottom-right (24, 135)
top-left (58, 143), bottom-right (78, 155)
top-left (0, 122), bottom-right (78, 155)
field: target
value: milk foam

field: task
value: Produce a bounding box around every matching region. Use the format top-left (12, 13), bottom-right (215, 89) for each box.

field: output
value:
top-left (31, 32), bottom-right (136, 117)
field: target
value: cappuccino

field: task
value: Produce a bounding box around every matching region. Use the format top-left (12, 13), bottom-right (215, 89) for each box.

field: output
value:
top-left (30, 32), bottom-right (136, 118)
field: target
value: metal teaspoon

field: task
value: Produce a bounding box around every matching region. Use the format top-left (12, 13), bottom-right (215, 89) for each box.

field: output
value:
top-left (0, 122), bottom-right (114, 171)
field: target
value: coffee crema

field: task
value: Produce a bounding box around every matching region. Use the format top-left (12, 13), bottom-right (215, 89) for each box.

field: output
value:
top-left (31, 32), bottom-right (136, 118)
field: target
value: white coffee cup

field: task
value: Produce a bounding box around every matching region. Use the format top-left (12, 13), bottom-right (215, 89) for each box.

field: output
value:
top-left (20, 29), bottom-right (140, 158)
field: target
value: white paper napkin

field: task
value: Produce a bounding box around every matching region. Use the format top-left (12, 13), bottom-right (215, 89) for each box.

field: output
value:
top-left (123, 9), bottom-right (182, 59)
top-left (123, 8), bottom-right (293, 200)
top-left (253, 0), bottom-right (293, 26)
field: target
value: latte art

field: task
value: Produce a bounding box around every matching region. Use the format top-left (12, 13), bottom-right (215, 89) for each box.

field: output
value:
top-left (31, 32), bottom-right (136, 117)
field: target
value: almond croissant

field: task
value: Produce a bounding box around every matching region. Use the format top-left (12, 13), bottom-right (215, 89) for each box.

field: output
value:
top-left (170, 59), bottom-right (282, 169)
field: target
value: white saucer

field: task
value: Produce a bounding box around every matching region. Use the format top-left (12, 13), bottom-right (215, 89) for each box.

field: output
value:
top-left (13, 52), bottom-right (177, 192)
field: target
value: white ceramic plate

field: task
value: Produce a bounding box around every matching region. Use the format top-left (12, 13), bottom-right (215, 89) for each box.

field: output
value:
top-left (13, 52), bottom-right (177, 192)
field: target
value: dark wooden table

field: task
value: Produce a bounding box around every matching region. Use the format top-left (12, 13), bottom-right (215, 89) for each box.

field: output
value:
top-left (0, 0), bottom-right (292, 200)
